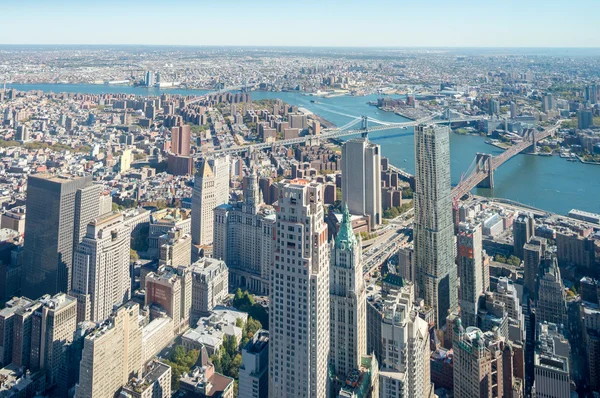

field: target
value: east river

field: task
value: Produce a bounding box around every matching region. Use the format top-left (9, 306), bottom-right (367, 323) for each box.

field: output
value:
top-left (8, 83), bottom-right (600, 216)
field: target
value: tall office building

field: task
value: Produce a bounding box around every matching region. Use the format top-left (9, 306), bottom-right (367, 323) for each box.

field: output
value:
top-left (533, 323), bottom-right (571, 398)
top-left (578, 109), bottom-right (594, 129)
top-left (74, 183), bottom-right (105, 246)
top-left (213, 166), bottom-right (276, 294)
top-left (341, 137), bottom-right (382, 228)
top-left (191, 156), bottom-right (230, 246)
top-left (22, 174), bottom-right (96, 298)
top-left (510, 101), bottom-right (517, 119)
top-left (536, 255), bottom-right (567, 326)
top-left (523, 236), bottom-right (546, 298)
top-left (269, 180), bottom-right (330, 398)
top-left (158, 227), bottom-right (192, 268)
top-left (513, 213), bottom-right (535, 260)
top-left (458, 222), bottom-right (485, 328)
top-left (171, 124), bottom-right (191, 156)
top-left (494, 277), bottom-right (525, 343)
top-left (542, 94), bottom-right (555, 113)
top-left (378, 284), bottom-right (433, 398)
top-left (146, 266), bottom-right (193, 335)
top-left (413, 124), bottom-right (457, 327)
top-left (453, 323), bottom-right (506, 398)
top-left (144, 71), bottom-right (155, 87)
top-left (585, 83), bottom-right (598, 104)
top-left (488, 99), bottom-right (500, 115)
top-left (329, 203), bottom-right (367, 385)
top-left (190, 258), bottom-right (229, 318)
top-left (72, 213), bottom-right (131, 323)
top-left (31, 293), bottom-right (78, 392)
top-left (76, 303), bottom-right (143, 398)
top-left (239, 329), bottom-right (269, 398)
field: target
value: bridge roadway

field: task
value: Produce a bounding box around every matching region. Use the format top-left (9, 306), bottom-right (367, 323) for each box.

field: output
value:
top-left (451, 121), bottom-right (562, 199)
top-left (204, 115), bottom-right (482, 157)
top-left (184, 83), bottom-right (258, 106)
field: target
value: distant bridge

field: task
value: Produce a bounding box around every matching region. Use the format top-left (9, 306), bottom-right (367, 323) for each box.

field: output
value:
top-left (185, 82), bottom-right (259, 105)
top-left (203, 111), bottom-right (482, 157)
top-left (451, 121), bottom-right (563, 199)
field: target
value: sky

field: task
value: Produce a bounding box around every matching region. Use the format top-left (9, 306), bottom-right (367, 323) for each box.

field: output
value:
top-left (2, 0), bottom-right (599, 48)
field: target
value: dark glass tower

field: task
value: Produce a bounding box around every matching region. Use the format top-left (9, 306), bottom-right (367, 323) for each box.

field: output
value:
top-left (22, 174), bottom-right (94, 298)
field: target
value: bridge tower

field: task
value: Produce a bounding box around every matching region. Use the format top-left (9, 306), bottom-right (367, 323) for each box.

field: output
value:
top-left (475, 153), bottom-right (494, 189)
top-left (361, 115), bottom-right (368, 138)
top-left (529, 129), bottom-right (538, 154)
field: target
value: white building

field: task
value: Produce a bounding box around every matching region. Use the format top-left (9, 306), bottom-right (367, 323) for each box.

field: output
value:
top-left (213, 167), bottom-right (276, 295)
top-left (76, 303), bottom-right (143, 398)
top-left (141, 317), bottom-right (174, 364)
top-left (329, 203), bottom-right (367, 386)
top-left (533, 323), bottom-right (571, 398)
top-left (191, 258), bottom-right (229, 318)
top-left (72, 213), bottom-right (131, 323)
top-left (191, 156), bottom-right (230, 246)
top-left (341, 137), bottom-right (382, 228)
top-left (158, 227), bottom-right (192, 268)
top-left (378, 285), bottom-right (433, 398)
top-left (269, 180), bottom-right (330, 398)
top-left (120, 360), bottom-right (171, 398)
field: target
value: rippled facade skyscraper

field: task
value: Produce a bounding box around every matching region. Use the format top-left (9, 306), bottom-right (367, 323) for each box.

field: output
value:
top-left (413, 124), bottom-right (458, 328)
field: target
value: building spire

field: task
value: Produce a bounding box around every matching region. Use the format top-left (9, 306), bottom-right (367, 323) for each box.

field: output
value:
top-left (335, 202), bottom-right (358, 249)
top-left (244, 163), bottom-right (262, 208)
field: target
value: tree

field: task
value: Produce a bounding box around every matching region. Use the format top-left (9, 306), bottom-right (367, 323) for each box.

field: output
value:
top-left (336, 187), bottom-right (342, 202)
top-left (541, 145), bottom-right (552, 153)
top-left (232, 290), bottom-right (268, 329)
top-left (402, 187), bottom-right (413, 199)
top-left (241, 317), bottom-right (263, 347)
top-left (507, 255), bottom-right (521, 267)
top-left (163, 346), bottom-right (200, 390)
top-left (129, 249), bottom-right (139, 262)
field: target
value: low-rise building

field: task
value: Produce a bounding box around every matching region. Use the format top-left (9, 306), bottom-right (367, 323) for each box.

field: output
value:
top-left (179, 347), bottom-right (234, 398)
top-left (120, 360), bottom-right (171, 398)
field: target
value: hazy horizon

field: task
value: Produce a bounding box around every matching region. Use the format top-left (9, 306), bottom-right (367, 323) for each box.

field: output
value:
top-left (2, 0), bottom-right (599, 48)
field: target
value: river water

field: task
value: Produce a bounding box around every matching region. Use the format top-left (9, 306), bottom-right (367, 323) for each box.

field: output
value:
top-left (8, 84), bottom-right (600, 216)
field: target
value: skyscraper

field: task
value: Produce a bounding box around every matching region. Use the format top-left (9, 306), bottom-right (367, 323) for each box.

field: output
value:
top-left (158, 227), bottom-right (192, 268)
top-left (453, 323), bottom-right (506, 398)
top-left (458, 222), bottom-right (485, 328)
top-left (578, 109), bottom-right (594, 129)
top-left (269, 180), bottom-right (330, 398)
top-left (542, 94), bottom-right (555, 113)
top-left (513, 213), bottom-right (535, 260)
top-left (213, 166), bottom-right (276, 294)
top-left (329, 203), bottom-right (367, 385)
top-left (341, 137), bottom-right (382, 228)
top-left (413, 124), bottom-right (457, 328)
top-left (239, 329), bottom-right (269, 398)
top-left (536, 255), bottom-right (567, 326)
top-left (22, 174), bottom-right (96, 298)
top-left (76, 303), bottom-right (142, 398)
top-left (378, 284), bottom-right (433, 398)
top-left (31, 293), bottom-right (78, 392)
top-left (74, 183), bottom-right (106, 246)
top-left (533, 323), bottom-right (571, 398)
top-left (72, 213), bottom-right (131, 323)
top-left (523, 236), bottom-right (546, 298)
top-left (191, 156), bottom-right (230, 246)
top-left (146, 266), bottom-right (193, 335)
top-left (171, 124), bottom-right (191, 156)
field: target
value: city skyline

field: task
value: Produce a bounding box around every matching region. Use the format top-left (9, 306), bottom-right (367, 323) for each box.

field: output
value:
top-left (2, 0), bottom-right (599, 48)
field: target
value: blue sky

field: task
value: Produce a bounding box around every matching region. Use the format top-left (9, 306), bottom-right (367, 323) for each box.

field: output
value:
top-left (2, 0), bottom-right (598, 47)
